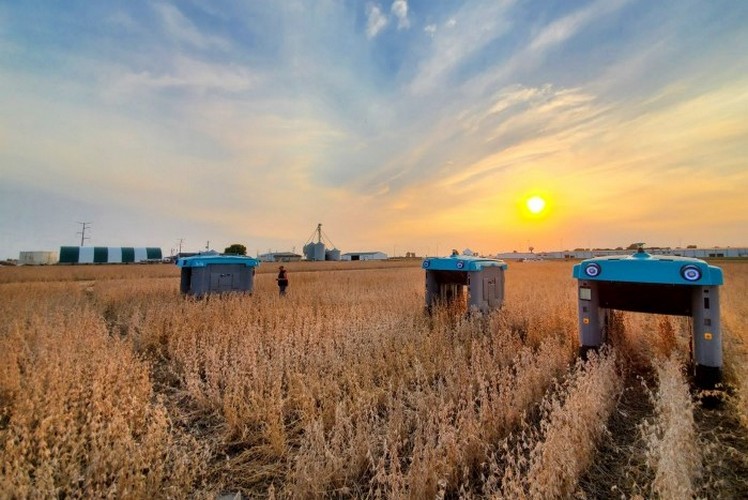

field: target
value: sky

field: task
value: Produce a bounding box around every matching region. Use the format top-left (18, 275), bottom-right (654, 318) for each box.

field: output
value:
top-left (1, 0), bottom-right (747, 259)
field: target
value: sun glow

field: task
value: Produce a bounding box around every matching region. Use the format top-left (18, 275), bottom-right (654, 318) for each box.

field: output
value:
top-left (526, 195), bottom-right (546, 214)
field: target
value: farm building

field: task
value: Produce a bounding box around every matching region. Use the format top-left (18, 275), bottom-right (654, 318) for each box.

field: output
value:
top-left (259, 252), bottom-right (302, 262)
top-left (341, 251), bottom-right (388, 261)
top-left (497, 246), bottom-right (748, 260)
top-left (670, 247), bottom-right (748, 258)
top-left (59, 246), bottom-right (162, 264)
top-left (18, 251), bottom-right (58, 265)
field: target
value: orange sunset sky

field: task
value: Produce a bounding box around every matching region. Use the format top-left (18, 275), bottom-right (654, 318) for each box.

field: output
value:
top-left (1, 1), bottom-right (746, 258)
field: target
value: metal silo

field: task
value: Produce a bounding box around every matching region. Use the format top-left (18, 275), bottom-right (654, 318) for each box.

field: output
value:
top-left (303, 242), bottom-right (315, 260)
top-left (303, 223), bottom-right (340, 261)
top-left (325, 248), bottom-right (341, 261)
top-left (313, 242), bottom-right (326, 261)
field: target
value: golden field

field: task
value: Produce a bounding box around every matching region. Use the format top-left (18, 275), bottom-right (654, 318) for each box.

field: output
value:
top-left (1, 260), bottom-right (747, 498)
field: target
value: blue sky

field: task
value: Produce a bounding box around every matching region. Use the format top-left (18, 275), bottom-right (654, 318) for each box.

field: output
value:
top-left (1, 0), bottom-right (747, 259)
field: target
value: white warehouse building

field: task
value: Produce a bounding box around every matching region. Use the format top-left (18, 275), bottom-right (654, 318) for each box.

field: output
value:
top-left (496, 247), bottom-right (748, 261)
top-left (19, 251), bottom-right (58, 265)
top-left (341, 251), bottom-right (388, 261)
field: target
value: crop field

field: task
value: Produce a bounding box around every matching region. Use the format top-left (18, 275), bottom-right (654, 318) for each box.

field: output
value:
top-left (1, 260), bottom-right (747, 498)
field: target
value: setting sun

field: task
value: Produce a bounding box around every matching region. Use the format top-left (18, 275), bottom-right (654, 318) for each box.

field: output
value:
top-left (526, 195), bottom-right (546, 214)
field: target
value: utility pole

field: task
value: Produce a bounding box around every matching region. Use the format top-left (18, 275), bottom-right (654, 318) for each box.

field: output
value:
top-left (76, 222), bottom-right (91, 246)
top-left (177, 238), bottom-right (184, 255)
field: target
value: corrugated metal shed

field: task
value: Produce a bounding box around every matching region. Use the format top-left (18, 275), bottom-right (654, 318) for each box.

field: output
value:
top-left (59, 246), bottom-right (162, 264)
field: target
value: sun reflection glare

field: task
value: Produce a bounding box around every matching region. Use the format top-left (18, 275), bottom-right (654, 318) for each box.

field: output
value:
top-left (526, 195), bottom-right (546, 214)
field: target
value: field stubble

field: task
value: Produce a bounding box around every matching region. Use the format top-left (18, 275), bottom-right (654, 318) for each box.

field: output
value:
top-left (1, 260), bottom-right (747, 498)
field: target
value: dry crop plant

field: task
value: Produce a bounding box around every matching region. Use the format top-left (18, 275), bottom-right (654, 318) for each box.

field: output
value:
top-left (486, 349), bottom-right (622, 498)
top-left (719, 263), bottom-right (748, 427)
top-left (4, 260), bottom-right (744, 497)
top-left (641, 355), bottom-right (701, 498)
top-left (0, 263), bottom-right (180, 284)
top-left (0, 281), bottom-right (206, 497)
top-left (101, 263), bottom-right (580, 497)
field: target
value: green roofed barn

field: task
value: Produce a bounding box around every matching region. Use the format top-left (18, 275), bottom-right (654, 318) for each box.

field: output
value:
top-left (59, 246), bottom-right (162, 264)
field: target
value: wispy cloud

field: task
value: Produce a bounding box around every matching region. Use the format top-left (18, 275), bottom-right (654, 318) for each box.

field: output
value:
top-left (391, 0), bottom-right (410, 30)
top-left (528, 0), bottom-right (632, 54)
top-left (154, 2), bottom-right (230, 50)
top-left (408, 1), bottom-right (514, 94)
top-left (366, 3), bottom-right (388, 39)
top-left (111, 55), bottom-right (257, 94)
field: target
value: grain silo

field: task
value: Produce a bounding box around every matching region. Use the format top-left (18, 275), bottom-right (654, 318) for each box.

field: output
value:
top-left (313, 242), bottom-right (325, 260)
top-left (325, 248), bottom-right (341, 261)
top-left (303, 223), bottom-right (339, 261)
top-left (303, 242), bottom-right (319, 261)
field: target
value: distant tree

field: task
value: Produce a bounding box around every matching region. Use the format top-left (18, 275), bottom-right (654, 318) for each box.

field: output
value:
top-left (687, 244), bottom-right (697, 249)
top-left (224, 244), bottom-right (247, 255)
top-left (615, 247), bottom-right (623, 251)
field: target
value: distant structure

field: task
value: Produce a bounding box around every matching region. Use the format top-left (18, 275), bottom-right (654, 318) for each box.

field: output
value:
top-left (59, 246), bottom-right (162, 264)
top-left (325, 248), bottom-right (341, 261)
top-left (19, 251), bottom-right (58, 265)
top-left (76, 221), bottom-right (91, 246)
top-left (164, 250), bottom-right (221, 264)
top-left (303, 223), bottom-right (341, 261)
top-left (259, 252), bottom-right (302, 262)
top-left (341, 251), bottom-right (388, 261)
top-left (497, 246), bottom-right (748, 260)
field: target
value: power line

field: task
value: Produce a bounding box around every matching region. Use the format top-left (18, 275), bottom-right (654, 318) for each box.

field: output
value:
top-left (76, 222), bottom-right (91, 246)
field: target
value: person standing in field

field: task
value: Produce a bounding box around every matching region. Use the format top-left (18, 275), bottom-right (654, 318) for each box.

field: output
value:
top-left (277, 265), bottom-right (289, 296)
